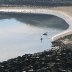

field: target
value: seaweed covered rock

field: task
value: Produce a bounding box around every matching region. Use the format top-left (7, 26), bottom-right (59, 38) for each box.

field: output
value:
top-left (0, 34), bottom-right (72, 72)
top-left (0, 44), bottom-right (72, 72)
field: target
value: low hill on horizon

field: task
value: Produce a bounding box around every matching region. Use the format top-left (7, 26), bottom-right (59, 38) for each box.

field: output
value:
top-left (0, 0), bottom-right (72, 7)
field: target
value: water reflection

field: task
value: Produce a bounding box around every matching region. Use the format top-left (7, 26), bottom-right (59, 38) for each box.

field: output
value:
top-left (0, 13), bottom-right (69, 61)
top-left (0, 13), bottom-right (69, 29)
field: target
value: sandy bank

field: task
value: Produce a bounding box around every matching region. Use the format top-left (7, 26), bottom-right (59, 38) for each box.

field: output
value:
top-left (48, 6), bottom-right (72, 41)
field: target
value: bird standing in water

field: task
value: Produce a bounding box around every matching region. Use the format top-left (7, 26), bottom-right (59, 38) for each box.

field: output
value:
top-left (43, 32), bottom-right (47, 36)
top-left (40, 36), bottom-right (43, 43)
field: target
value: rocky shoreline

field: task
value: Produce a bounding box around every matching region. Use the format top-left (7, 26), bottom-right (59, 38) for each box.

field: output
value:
top-left (0, 34), bottom-right (72, 72)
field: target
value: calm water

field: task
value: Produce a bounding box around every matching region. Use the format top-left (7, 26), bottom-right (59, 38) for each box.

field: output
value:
top-left (0, 13), bottom-right (68, 61)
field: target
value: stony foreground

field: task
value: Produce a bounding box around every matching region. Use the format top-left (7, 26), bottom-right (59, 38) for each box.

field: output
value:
top-left (0, 35), bottom-right (72, 72)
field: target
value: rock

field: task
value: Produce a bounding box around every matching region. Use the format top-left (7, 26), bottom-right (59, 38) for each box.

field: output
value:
top-left (0, 34), bottom-right (72, 72)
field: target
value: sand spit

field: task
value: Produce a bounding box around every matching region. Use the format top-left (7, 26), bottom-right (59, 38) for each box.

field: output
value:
top-left (49, 6), bottom-right (72, 41)
top-left (0, 6), bottom-right (72, 41)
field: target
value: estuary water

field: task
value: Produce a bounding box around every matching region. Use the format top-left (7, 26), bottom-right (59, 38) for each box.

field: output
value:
top-left (0, 13), bottom-right (69, 61)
